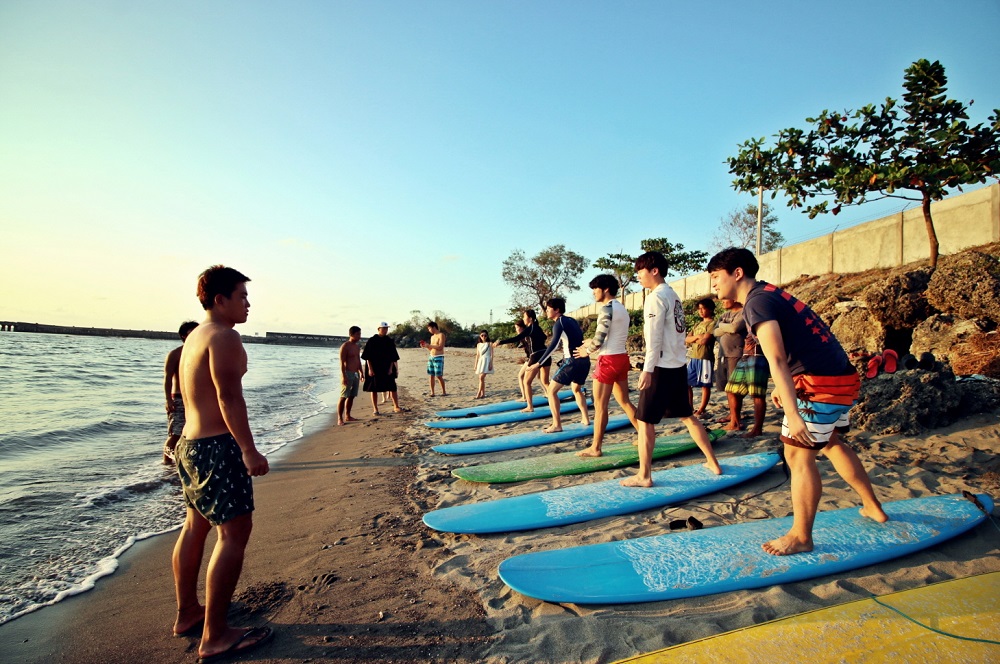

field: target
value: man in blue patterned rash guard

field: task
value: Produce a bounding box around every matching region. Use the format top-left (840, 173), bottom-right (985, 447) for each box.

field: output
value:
top-left (528, 297), bottom-right (591, 433)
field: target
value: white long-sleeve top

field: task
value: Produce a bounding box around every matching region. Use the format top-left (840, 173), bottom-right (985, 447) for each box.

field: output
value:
top-left (643, 283), bottom-right (687, 371)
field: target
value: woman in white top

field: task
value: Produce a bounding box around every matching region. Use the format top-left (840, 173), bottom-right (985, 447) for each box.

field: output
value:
top-left (474, 330), bottom-right (494, 399)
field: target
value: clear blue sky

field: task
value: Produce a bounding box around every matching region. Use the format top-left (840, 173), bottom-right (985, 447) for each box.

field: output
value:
top-left (2, 0), bottom-right (998, 336)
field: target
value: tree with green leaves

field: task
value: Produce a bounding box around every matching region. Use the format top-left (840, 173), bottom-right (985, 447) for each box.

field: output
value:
top-left (712, 201), bottom-right (785, 253)
top-left (592, 252), bottom-right (638, 300)
top-left (501, 244), bottom-right (588, 313)
top-left (639, 238), bottom-right (708, 277)
top-left (728, 59), bottom-right (1000, 268)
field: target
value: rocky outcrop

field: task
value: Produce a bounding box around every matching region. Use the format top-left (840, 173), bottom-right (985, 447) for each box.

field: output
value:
top-left (926, 250), bottom-right (1000, 326)
top-left (860, 267), bottom-right (932, 329)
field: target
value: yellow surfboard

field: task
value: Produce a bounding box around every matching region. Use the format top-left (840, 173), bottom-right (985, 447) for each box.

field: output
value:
top-left (616, 572), bottom-right (1000, 663)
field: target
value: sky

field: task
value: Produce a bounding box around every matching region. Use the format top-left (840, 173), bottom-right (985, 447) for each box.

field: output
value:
top-left (2, 1), bottom-right (998, 337)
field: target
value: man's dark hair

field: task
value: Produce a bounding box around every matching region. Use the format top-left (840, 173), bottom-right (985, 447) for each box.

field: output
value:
top-left (634, 251), bottom-right (669, 277)
top-left (197, 265), bottom-right (250, 310)
top-left (696, 297), bottom-right (716, 311)
top-left (349, 325), bottom-right (361, 335)
top-left (178, 321), bottom-right (199, 340)
top-left (589, 274), bottom-right (620, 296)
top-left (427, 321), bottom-right (439, 330)
top-left (546, 297), bottom-right (566, 314)
top-left (706, 247), bottom-right (760, 279)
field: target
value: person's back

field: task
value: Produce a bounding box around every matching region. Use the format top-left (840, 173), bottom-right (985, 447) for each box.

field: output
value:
top-left (180, 321), bottom-right (246, 439)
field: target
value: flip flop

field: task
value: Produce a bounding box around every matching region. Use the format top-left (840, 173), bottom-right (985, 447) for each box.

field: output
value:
top-left (882, 349), bottom-right (898, 373)
top-left (197, 626), bottom-right (273, 664)
top-left (900, 353), bottom-right (918, 370)
top-left (918, 352), bottom-right (937, 371)
top-left (865, 354), bottom-right (883, 379)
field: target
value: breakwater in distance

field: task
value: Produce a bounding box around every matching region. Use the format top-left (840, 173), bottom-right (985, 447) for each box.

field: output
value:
top-left (0, 321), bottom-right (346, 347)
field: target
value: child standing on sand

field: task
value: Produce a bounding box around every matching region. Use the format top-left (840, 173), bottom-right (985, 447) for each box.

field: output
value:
top-left (474, 330), bottom-right (494, 399)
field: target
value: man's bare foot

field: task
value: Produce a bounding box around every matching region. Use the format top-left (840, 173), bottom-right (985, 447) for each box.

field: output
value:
top-left (394, 407), bottom-right (405, 413)
top-left (345, 416), bottom-right (359, 422)
top-left (172, 605), bottom-right (205, 637)
top-left (576, 447), bottom-right (602, 457)
top-left (860, 504), bottom-right (889, 523)
top-left (620, 475), bottom-right (653, 488)
top-left (693, 409), bottom-right (705, 418)
top-left (372, 410), bottom-right (380, 416)
top-left (441, 392), bottom-right (448, 396)
top-left (198, 626), bottom-right (273, 661)
top-left (520, 407), bottom-right (534, 413)
top-left (722, 421), bottom-right (743, 431)
top-left (337, 419), bottom-right (345, 426)
top-left (739, 428), bottom-right (763, 438)
top-left (762, 533), bottom-right (813, 555)
top-left (705, 460), bottom-right (723, 475)
top-left (542, 425), bottom-right (563, 433)
top-left (715, 416), bottom-right (731, 424)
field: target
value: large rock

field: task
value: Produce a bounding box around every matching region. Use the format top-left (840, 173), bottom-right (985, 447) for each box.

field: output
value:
top-left (829, 304), bottom-right (886, 355)
top-left (910, 314), bottom-right (989, 365)
top-left (950, 331), bottom-right (1000, 379)
top-left (926, 250), bottom-right (1000, 327)
top-left (860, 267), bottom-right (933, 329)
top-left (851, 368), bottom-right (1000, 435)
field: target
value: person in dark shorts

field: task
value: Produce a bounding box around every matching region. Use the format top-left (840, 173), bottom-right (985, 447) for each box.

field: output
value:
top-left (528, 297), bottom-right (590, 433)
top-left (171, 265), bottom-right (272, 661)
top-left (621, 252), bottom-right (721, 487)
top-left (163, 320), bottom-right (199, 464)
top-left (708, 247), bottom-right (888, 556)
top-left (362, 322), bottom-right (402, 414)
top-left (495, 308), bottom-right (552, 412)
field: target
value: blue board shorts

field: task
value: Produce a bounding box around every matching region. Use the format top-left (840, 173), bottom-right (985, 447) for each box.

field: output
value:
top-left (687, 358), bottom-right (714, 388)
top-left (427, 355), bottom-right (445, 377)
top-left (175, 433), bottom-right (254, 526)
top-left (552, 356), bottom-right (591, 386)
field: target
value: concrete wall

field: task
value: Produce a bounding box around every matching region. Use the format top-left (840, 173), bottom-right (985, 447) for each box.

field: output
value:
top-left (569, 183), bottom-right (999, 318)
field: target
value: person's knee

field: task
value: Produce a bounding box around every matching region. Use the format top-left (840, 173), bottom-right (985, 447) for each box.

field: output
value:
top-left (217, 514), bottom-right (253, 545)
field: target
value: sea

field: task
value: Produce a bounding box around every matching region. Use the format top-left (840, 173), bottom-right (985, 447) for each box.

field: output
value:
top-left (0, 331), bottom-right (338, 625)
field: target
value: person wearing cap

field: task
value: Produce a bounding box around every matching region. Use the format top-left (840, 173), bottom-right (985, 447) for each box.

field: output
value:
top-left (361, 322), bottom-right (402, 414)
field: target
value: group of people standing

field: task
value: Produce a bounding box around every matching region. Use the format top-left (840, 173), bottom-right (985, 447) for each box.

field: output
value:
top-left (157, 245), bottom-right (890, 660)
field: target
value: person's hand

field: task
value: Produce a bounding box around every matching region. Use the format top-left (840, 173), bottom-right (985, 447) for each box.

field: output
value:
top-left (771, 390), bottom-right (782, 408)
top-left (166, 400), bottom-right (175, 413)
top-left (243, 449), bottom-right (270, 477)
top-left (638, 372), bottom-right (652, 391)
top-left (783, 412), bottom-right (815, 446)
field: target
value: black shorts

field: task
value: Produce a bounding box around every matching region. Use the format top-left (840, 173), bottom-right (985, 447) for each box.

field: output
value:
top-left (529, 350), bottom-right (553, 368)
top-left (636, 366), bottom-right (693, 424)
top-left (176, 433), bottom-right (255, 526)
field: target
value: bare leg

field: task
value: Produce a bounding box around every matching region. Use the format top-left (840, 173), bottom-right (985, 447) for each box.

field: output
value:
top-left (540, 364), bottom-right (551, 388)
top-left (476, 374), bottom-right (485, 399)
top-left (680, 415), bottom-right (722, 475)
top-left (391, 391), bottom-right (402, 412)
top-left (521, 364), bottom-right (542, 412)
top-left (543, 380), bottom-right (566, 432)
top-left (694, 387), bottom-right (711, 417)
top-left (337, 398), bottom-right (346, 425)
top-left (572, 381), bottom-right (590, 426)
top-left (344, 396), bottom-right (357, 421)
top-left (723, 392), bottom-right (744, 431)
top-left (437, 376), bottom-right (447, 396)
top-left (763, 442), bottom-right (821, 555)
top-left (516, 363), bottom-right (529, 402)
top-left (198, 513), bottom-right (255, 659)
top-left (578, 380), bottom-right (610, 456)
top-left (371, 392), bottom-right (380, 415)
top-left (429, 375), bottom-right (435, 396)
top-left (822, 437), bottom-right (888, 522)
top-left (172, 508), bottom-right (210, 636)
top-left (621, 421), bottom-right (656, 487)
top-left (743, 396), bottom-right (766, 437)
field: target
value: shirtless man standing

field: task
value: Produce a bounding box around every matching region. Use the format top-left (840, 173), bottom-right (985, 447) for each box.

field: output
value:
top-left (171, 265), bottom-right (273, 661)
top-left (423, 321), bottom-right (447, 396)
top-left (338, 326), bottom-right (363, 425)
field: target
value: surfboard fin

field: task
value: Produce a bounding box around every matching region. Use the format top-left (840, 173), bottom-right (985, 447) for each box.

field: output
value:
top-left (962, 490), bottom-right (987, 514)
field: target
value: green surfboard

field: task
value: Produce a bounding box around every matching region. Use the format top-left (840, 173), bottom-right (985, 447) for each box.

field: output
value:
top-left (451, 428), bottom-right (726, 483)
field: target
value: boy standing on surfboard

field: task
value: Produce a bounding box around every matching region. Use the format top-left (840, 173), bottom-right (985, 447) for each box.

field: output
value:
top-left (707, 247), bottom-right (888, 555)
top-left (621, 252), bottom-right (721, 487)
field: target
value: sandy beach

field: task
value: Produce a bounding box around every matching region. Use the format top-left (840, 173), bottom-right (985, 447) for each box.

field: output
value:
top-left (2, 345), bottom-right (998, 663)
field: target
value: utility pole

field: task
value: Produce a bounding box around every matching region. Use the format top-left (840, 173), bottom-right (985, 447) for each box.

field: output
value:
top-left (756, 185), bottom-right (764, 255)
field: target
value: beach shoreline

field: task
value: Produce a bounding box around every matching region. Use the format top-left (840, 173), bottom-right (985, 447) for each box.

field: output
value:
top-left (2, 346), bottom-right (998, 663)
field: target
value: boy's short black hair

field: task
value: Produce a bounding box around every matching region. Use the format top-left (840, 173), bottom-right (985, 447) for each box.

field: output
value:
top-left (706, 247), bottom-right (760, 278)
top-left (634, 251), bottom-right (669, 276)
top-left (589, 274), bottom-right (620, 296)
top-left (696, 297), bottom-right (716, 310)
top-left (546, 297), bottom-right (566, 314)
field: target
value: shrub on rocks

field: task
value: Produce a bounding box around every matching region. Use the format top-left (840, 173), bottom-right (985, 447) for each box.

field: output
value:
top-left (926, 250), bottom-right (1000, 327)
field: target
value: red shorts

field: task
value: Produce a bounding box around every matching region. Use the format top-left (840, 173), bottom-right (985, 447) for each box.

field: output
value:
top-left (593, 354), bottom-right (631, 384)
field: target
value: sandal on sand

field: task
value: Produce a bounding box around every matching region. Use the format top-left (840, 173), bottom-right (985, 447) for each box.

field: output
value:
top-left (882, 349), bottom-right (898, 373)
top-left (865, 354), bottom-right (883, 379)
top-left (197, 626), bottom-right (273, 663)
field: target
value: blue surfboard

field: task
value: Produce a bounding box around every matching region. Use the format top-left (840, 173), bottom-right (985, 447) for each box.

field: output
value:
top-left (431, 414), bottom-right (633, 455)
top-left (425, 399), bottom-right (592, 429)
top-left (434, 391), bottom-right (570, 418)
top-left (424, 452), bottom-right (779, 533)
top-left (498, 492), bottom-right (994, 604)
